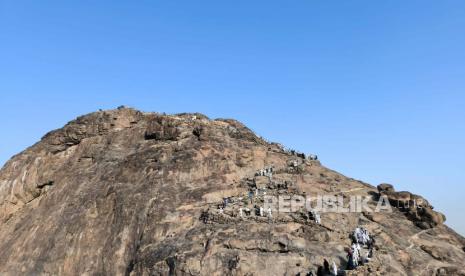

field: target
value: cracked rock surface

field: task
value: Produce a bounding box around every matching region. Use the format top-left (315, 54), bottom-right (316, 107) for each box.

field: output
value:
top-left (0, 107), bottom-right (464, 275)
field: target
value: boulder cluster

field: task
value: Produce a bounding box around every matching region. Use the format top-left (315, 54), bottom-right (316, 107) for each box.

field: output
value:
top-left (377, 184), bottom-right (446, 229)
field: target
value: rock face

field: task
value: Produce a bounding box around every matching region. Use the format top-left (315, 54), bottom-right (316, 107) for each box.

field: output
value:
top-left (377, 184), bottom-right (446, 229)
top-left (0, 107), bottom-right (464, 275)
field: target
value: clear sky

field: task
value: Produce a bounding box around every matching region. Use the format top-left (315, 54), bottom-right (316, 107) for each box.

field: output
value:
top-left (1, 1), bottom-right (464, 235)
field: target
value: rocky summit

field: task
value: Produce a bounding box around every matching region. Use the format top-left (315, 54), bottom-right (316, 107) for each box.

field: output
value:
top-left (0, 107), bottom-right (464, 276)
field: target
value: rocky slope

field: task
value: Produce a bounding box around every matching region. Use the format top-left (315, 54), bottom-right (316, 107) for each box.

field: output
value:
top-left (0, 107), bottom-right (464, 275)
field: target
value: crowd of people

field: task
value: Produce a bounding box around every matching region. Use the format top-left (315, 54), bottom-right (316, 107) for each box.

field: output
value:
top-left (201, 162), bottom-right (380, 275)
top-left (346, 227), bottom-right (375, 270)
top-left (255, 166), bottom-right (274, 178)
top-left (307, 154), bottom-right (318, 161)
top-left (202, 164), bottom-right (328, 227)
top-left (305, 227), bottom-right (375, 275)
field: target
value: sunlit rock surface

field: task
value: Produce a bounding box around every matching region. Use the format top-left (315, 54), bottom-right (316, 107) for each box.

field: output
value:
top-left (0, 107), bottom-right (464, 275)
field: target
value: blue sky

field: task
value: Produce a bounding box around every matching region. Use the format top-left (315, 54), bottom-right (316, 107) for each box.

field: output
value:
top-left (1, 1), bottom-right (464, 234)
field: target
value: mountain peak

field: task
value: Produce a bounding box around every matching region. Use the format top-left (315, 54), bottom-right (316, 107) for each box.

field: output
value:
top-left (0, 108), bottom-right (463, 275)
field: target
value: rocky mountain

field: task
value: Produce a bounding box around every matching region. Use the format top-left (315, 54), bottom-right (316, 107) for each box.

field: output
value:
top-left (0, 107), bottom-right (464, 275)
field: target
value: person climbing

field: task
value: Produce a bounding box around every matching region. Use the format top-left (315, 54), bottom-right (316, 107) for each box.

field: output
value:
top-left (308, 154), bottom-right (318, 161)
top-left (351, 243), bottom-right (360, 267)
top-left (323, 259), bottom-right (330, 274)
top-left (248, 191), bottom-right (254, 203)
top-left (352, 233), bottom-right (358, 244)
top-left (332, 261), bottom-right (338, 276)
top-left (368, 236), bottom-right (376, 250)
top-left (222, 198), bottom-right (227, 208)
top-left (313, 211), bottom-right (321, 224)
top-left (361, 228), bottom-right (370, 245)
top-left (200, 210), bottom-right (209, 224)
top-left (353, 227), bottom-right (360, 244)
top-left (346, 249), bottom-right (355, 270)
top-left (364, 250), bottom-right (371, 263)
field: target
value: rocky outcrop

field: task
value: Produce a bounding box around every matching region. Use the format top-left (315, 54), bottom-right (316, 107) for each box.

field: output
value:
top-left (377, 184), bottom-right (446, 229)
top-left (0, 107), bottom-right (463, 275)
top-left (377, 183), bottom-right (395, 193)
top-left (145, 115), bottom-right (180, 141)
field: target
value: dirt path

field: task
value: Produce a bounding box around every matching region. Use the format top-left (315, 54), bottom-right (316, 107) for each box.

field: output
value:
top-left (407, 229), bottom-right (429, 249)
top-left (340, 187), bottom-right (366, 193)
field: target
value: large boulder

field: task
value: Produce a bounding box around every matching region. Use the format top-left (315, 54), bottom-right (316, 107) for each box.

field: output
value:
top-left (377, 183), bottom-right (395, 193)
top-left (415, 207), bottom-right (446, 229)
top-left (377, 184), bottom-right (445, 229)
